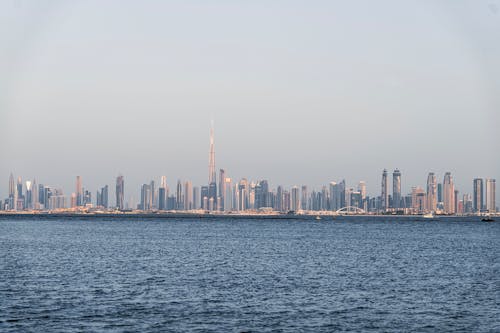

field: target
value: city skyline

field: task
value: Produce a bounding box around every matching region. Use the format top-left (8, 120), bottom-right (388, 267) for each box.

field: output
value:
top-left (2, 125), bottom-right (497, 214)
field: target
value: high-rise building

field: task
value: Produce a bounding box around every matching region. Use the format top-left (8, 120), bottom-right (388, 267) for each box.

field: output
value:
top-left (9, 173), bottom-right (15, 198)
top-left (381, 169), bottom-right (389, 211)
top-left (76, 176), bottom-right (83, 206)
top-left (140, 184), bottom-right (152, 210)
top-left (437, 183), bottom-right (443, 203)
top-left (101, 185), bottom-right (109, 208)
top-left (473, 178), bottom-right (483, 213)
top-left (291, 186), bottom-right (300, 211)
top-left (237, 179), bottom-right (249, 211)
top-left (200, 186), bottom-right (209, 210)
top-left (184, 181), bottom-right (193, 210)
top-left (7, 173), bottom-right (16, 210)
top-left (207, 122), bottom-right (217, 206)
top-left (254, 180), bottom-right (270, 209)
top-left (301, 186), bottom-right (308, 211)
top-left (426, 173), bottom-right (437, 212)
top-left (116, 175), bottom-right (124, 210)
top-left (358, 181), bottom-right (367, 211)
top-left (443, 172), bottom-right (455, 214)
top-left (224, 178), bottom-right (233, 211)
top-left (193, 186), bottom-right (199, 210)
top-left (158, 176), bottom-right (168, 210)
top-left (150, 180), bottom-right (156, 209)
top-left (219, 169), bottom-right (225, 210)
top-left (485, 179), bottom-right (496, 213)
top-left (176, 180), bottom-right (183, 210)
top-left (17, 176), bottom-right (24, 200)
top-left (38, 184), bottom-right (45, 209)
top-left (25, 181), bottom-right (32, 210)
top-left (32, 179), bottom-right (39, 210)
top-left (411, 186), bottom-right (426, 213)
top-left (392, 169), bottom-right (401, 209)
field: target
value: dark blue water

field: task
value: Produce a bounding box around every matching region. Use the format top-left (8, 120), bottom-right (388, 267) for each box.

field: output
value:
top-left (1, 217), bottom-right (499, 332)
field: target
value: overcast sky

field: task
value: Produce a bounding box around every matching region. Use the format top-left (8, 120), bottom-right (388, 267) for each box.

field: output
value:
top-left (1, 0), bottom-right (499, 201)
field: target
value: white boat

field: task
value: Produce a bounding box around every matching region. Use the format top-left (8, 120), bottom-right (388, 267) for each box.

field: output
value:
top-left (422, 212), bottom-right (435, 219)
top-left (315, 216), bottom-right (322, 220)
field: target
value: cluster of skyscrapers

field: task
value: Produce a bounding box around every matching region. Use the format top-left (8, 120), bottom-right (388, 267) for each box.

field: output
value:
top-left (2, 127), bottom-right (497, 215)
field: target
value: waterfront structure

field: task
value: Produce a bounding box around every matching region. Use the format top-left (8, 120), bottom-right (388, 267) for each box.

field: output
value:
top-left (443, 172), bottom-right (455, 214)
top-left (485, 179), bottom-right (496, 213)
top-left (392, 169), bottom-right (401, 209)
top-left (473, 178), bottom-right (483, 213)
top-left (426, 173), bottom-right (437, 212)
top-left (116, 175), bottom-right (125, 210)
top-left (381, 169), bottom-right (389, 212)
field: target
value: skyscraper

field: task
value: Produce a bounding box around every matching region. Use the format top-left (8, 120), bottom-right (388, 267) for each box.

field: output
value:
top-left (301, 185), bottom-right (308, 211)
top-left (8, 173), bottom-right (15, 210)
top-left (76, 176), bottom-right (83, 206)
top-left (485, 179), bottom-right (496, 213)
top-left (219, 169), bottom-right (225, 210)
top-left (392, 169), bottom-right (401, 209)
top-left (140, 183), bottom-right (152, 210)
top-left (193, 186), bottom-right (200, 210)
top-left (224, 178), bottom-right (233, 212)
top-left (381, 169), bottom-right (389, 211)
top-left (116, 175), bottom-right (124, 210)
top-left (184, 181), bottom-right (193, 210)
top-left (8, 173), bottom-right (15, 198)
top-left (158, 176), bottom-right (167, 210)
top-left (25, 180), bottom-right (32, 210)
top-left (207, 122), bottom-right (217, 205)
top-left (358, 181), bottom-right (367, 211)
top-left (473, 178), bottom-right (483, 213)
top-left (443, 172), bottom-right (455, 214)
top-left (32, 179), bottom-right (39, 210)
top-left (291, 186), bottom-right (300, 211)
top-left (176, 180), bottom-right (183, 210)
top-left (426, 173), bottom-right (437, 212)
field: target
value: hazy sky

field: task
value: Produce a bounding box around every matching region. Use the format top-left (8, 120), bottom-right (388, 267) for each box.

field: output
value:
top-left (1, 0), bottom-right (499, 201)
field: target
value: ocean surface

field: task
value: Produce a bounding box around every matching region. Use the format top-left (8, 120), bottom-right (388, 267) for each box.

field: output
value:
top-left (0, 216), bottom-right (499, 332)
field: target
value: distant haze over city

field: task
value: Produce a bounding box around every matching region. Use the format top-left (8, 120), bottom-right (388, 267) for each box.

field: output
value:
top-left (1, 1), bottom-right (499, 200)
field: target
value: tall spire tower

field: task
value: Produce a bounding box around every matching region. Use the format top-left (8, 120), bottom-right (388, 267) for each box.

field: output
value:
top-left (207, 121), bottom-right (217, 210)
top-left (208, 121), bottom-right (216, 184)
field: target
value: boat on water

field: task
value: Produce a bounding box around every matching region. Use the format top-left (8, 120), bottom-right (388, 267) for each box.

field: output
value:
top-left (481, 216), bottom-right (495, 222)
top-left (422, 212), bottom-right (436, 219)
top-left (315, 216), bottom-right (322, 221)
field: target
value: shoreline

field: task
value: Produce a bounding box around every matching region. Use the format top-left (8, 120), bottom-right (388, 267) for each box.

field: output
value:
top-left (0, 212), bottom-right (494, 221)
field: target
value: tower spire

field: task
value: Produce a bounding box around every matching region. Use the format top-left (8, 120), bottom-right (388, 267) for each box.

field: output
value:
top-left (208, 120), bottom-right (216, 184)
